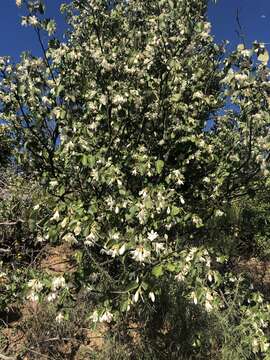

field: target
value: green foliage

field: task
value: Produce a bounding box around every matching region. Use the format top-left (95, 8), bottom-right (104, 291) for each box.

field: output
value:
top-left (0, 0), bottom-right (270, 358)
top-left (0, 125), bottom-right (13, 167)
top-left (0, 173), bottom-right (48, 263)
top-left (0, 171), bottom-right (51, 312)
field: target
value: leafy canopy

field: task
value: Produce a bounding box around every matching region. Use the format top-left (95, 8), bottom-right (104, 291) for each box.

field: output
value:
top-left (1, 0), bottom-right (270, 357)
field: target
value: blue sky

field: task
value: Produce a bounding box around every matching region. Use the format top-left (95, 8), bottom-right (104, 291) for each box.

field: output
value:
top-left (0, 0), bottom-right (67, 60)
top-left (208, 0), bottom-right (270, 51)
top-left (0, 0), bottom-right (270, 60)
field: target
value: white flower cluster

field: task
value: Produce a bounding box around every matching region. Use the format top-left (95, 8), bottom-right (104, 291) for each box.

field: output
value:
top-left (90, 309), bottom-right (113, 323)
top-left (131, 246), bottom-right (151, 263)
top-left (62, 232), bottom-right (77, 244)
top-left (147, 230), bottom-right (166, 255)
top-left (47, 276), bottom-right (66, 302)
top-left (21, 16), bottom-right (39, 27)
top-left (85, 232), bottom-right (97, 247)
top-left (101, 243), bottom-right (126, 258)
top-left (55, 312), bottom-right (65, 323)
top-left (27, 279), bottom-right (43, 302)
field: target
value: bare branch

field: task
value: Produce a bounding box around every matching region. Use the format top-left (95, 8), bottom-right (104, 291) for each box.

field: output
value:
top-left (0, 353), bottom-right (16, 360)
top-left (0, 219), bottom-right (25, 226)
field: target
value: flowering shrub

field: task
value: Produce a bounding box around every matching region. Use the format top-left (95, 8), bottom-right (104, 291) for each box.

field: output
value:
top-left (1, 0), bottom-right (270, 358)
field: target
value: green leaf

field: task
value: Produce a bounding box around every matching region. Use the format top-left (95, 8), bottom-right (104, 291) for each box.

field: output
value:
top-left (171, 205), bottom-right (180, 216)
top-left (123, 281), bottom-right (139, 293)
top-left (60, 109), bottom-right (66, 119)
top-left (129, 206), bottom-right (138, 216)
top-left (152, 265), bottom-right (164, 278)
top-left (166, 263), bottom-right (176, 272)
top-left (141, 281), bottom-right (149, 290)
top-left (155, 160), bottom-right (164, 174)
top-left (120, 299), bottom-right (130, 312)
top-left (145, 198), bottom-right (153, 209)
top-left (258, 49), bottom-right (269, 65)
top-left (82, 155), bottom-right (88, 166)
top-left (171, 93), bottom-right (182, 102)
top-left (168, 0), bottom-right (174, 9)
top-left (56, 84), bottom-right (65, 96)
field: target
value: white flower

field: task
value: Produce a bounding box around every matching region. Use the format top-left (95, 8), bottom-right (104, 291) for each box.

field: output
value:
top-left (85, 233), bottom-right (96, 247)
top-left (91, 168), bottom-right (99, 181)
top-left (89, 122), bottom-right (98, 130)
top-left (131, 246), bottom-right (151, 263)
top-left (100, 310), bottom-right (113, 323)
top-left (63, 232), bottom-right (77, 244)
top-left (90, 310), bottom-right (99, 323)
top-left (28, 16), bottom-right (39, 26)
top-left (261, 342), bottom-right (269, 352)
top-left (21, 17), bottom-right (28, 26)
top-left (117, 179), bottom-right (122, 187)
top-left (101, 246), bottom-right (118, 258)
top-left (112, 94), bottom-right (125, 105)
top-left (139, 188), bottom-right (148, 198)
top-left (101, 59), bottom-right (113, 72)
top-left (50, 180), bottom-right (58, 188)
top-left (215, 209), bottom-right (224, 217)
top-left (203, 22), bottom-right (211, 34)
top-left (27, 291), bottom-right (39, 302)
top-left (241, 49), bottom-right (253, 57)
top-left (175, 272), bottom-right (185, 282)
top-left (47, 292), bottom-right (57, 302)
top-left (186, 250), bottom-right (196, 262)
top-left (180, 196), bottom-right (185, 204)
top-left (100, 94), bottom-right (108, 105)
top-left (51, 276), bottom-right (66, 292)
top-left (138, 208), bottom-right (147, 224)
top-left (41, 96), bottom-right (51, 106)
top-left (147, 230), bottom-right (158, 242)
top-left (203, 177), bottom-right (210, 183)
top-left (205, 292), bottom-right (213, 312)
top-left (119, 244), bottom-right (126, 255)
top-left (74, 224), bottom-right (81, 236)
top-left (16, 0), bottom-right (22, 6)
top-left (36, 235), bottom-right (45, 243)
top-left (133, 290), bottom-right (140, 303)
top-left (205, 300), bottom-right (213, 312)
top-left (149, 292), bottom-right (155, 302)
top-left (191, 291), bottom-right (198, 305)
top-left (153, 242), bottom-right (165, 254)
top-left (106, 196), bottom-right (115, 210)
top-left (234, 73), bottom-right (248, 82)
top-left (55, 312), bottom-right (64, 323)
top-left (51, 210), bottom-right (60, 221)
top-left (193, 91), bottom-right (204, 99)
top-left (27, 279), bottom-right (43, 292)
top-left (192, 215), bottom-right (203, 227)
top-left (61, 217), bottom-right (68, 228)
top-left (111, 232), bottom-right (120, 240)
top-left (252, 338), bottom-right (258, 349)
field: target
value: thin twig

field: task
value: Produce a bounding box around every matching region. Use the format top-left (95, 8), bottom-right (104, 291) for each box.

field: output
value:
top-left (38, 337), bottom-right (71, 343)
top-left (0, 354), bottom-right (16, 360)
top-left (0, 220), bottom-right (25, 226)
top-left (236, 8), bottom-right (246, 47)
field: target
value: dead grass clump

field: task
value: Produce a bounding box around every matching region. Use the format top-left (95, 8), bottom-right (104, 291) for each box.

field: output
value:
top-left (16, 303), bottom-right (88, 360)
